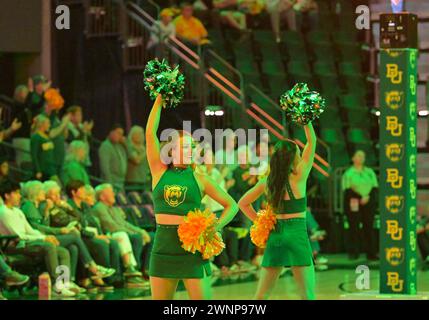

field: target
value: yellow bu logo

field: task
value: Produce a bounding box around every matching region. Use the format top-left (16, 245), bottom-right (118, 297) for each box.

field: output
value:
top-left (386, 220), bottom-right (403, 240)
top-left (386, 169), bottom-right (403, 189)
top-left (386, 64), bottom-right (403, 84)
top-left (386, 116), bottom-right (403, 136)
top-left (387, 272), bottom-right (404, 292)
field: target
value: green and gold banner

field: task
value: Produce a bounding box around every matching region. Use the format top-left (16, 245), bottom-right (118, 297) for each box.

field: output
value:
top-left (379, 48), bottom-right (418, 294)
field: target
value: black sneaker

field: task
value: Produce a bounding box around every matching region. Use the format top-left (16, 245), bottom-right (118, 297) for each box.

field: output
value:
top-left (5, 271), bottom-right (30, 287)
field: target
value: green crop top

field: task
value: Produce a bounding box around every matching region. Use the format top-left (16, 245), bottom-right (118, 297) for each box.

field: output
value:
top-left (153, 166), bottom-right (202, 215)
top-left (278, 179), bottom-right (307, 214)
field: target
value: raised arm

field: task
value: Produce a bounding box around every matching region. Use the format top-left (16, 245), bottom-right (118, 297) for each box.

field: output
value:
top-left (296, 122), bottom-right (317, 179)
top-left (146, 94), bottom-right (167, 180)
top-left (238, 177), bottom-right (267, 222)
top-left (198, 174), bottom-right (239, 231)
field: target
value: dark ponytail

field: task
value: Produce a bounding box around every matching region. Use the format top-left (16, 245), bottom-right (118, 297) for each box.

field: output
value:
top-left (267, 140), bottom-right (297, 210)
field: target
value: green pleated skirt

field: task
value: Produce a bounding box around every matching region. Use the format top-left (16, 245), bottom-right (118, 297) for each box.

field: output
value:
top-left (149, 225), bottom-right (212, 279)
top-left (262, 218), bottom-right (314, 268)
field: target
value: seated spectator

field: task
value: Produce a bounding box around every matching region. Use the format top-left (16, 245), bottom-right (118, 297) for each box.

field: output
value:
top-left (0, 181), bottom-right (76, 297)
top-left (266, 0), bottom-right (297, 42)
top-left (147, 8), bottom-right (176, 58)
top-left (66, 105), bottom-right (92, 166)
top-left (30, 114), bottom-right (58, 182)
top-left (126, 126), bottom-right (151, 192)
top-left (91, 184), bottom-right (152, 275)
top-left (43, 180), bottom-right (122, 289)
top-left (98, 124), bottom-right (128, 191)
top-left (173, 2), bottom-right (209, 46)
top-left (20, 180), bottom-right (115, 292)
top-left (41, 89), bottom-right (70, 175)
top-left (81, 184), bottom-right (147, 286)
top-left (61, 141), bottom-right (90, 187)
top-left (213, 0), bottom-right (248, 31)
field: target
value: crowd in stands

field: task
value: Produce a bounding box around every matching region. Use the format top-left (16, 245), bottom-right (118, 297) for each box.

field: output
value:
top-left (146, 0), bottom-right (320, 55)
top-left (0, 75), bottom-right (329, 299)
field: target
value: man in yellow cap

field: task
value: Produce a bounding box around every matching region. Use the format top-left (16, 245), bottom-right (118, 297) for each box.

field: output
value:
top-left (147, 8), bottom-right (176, 56)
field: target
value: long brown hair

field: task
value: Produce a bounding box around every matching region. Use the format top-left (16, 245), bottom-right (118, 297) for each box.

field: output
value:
top-left (166, 130), bottom-right (196, 170)
top-left (267, 140), bottom-right (297, 210)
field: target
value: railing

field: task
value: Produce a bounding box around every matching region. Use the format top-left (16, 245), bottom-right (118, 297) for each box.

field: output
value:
top-left (84, 0), bottom-right (121, 37)
top-left (86, 1), bottom-right (332, 176)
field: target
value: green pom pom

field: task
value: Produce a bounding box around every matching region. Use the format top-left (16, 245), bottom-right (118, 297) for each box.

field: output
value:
top-left (280, 83), bottom-right (325, 125)
top-left (143, 59), bottom-right (185, 108)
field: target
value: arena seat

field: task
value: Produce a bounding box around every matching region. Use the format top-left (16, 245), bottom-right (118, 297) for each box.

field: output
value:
top-left (321, 128), bottom-right (346, 146)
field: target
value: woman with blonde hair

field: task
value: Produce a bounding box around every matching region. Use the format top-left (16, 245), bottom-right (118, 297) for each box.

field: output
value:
top-left (20, 180), bottom-right (116, 293)
top-left (61, 140), bottom-right (90, 187)
top-left (30, 114), bottom-right (58, 181)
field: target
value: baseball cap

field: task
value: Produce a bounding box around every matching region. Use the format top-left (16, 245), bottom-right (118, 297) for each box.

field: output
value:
top-left (32, 75), bottom-right (48, 86)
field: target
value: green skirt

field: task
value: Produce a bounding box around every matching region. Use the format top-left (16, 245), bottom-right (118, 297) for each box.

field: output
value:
top-left (262, 218), bottom-right (313, 268)
top-left (149, 225), bottom-right (212, 279)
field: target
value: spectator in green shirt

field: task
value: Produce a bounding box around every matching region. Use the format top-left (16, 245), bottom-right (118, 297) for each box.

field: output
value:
top-left (30, 114), bottom-right (58, 181)
top-left (61, 140), bottom-right (90, 187)
top-left (342, 150), bottom-right (379, 261)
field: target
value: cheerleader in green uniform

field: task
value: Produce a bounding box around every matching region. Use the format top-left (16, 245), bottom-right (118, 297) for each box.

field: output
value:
top-left (146, 94), bottom-right (239, 300)
top-left (238, 122), bottom-right (317, 300)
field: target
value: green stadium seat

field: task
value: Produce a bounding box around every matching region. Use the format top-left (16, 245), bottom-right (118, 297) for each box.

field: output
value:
top-left (262, 59), bottom-right (285, 74)
top-left (236, 59), bottom-right (258, 74)
top-left (319, 108), bottom-right (343, 129)
top-left (339, 61), bottom-right (362, 76)
top-left (330, 145), bottom-right (352, 167)
top-left (282, 30), bottom-right (305, 47)
top-left (306, 30), bottom-right (331, 45)
top-left (337, 43), bottom-right (362, 62)
top-left (321, 128), bottom-right (346, 146)
top-left (343, 75), bottom-right (368, 96)
top-left (287, 60), bottom-right (311, 74)
top-left (314, 61), bottom-right (337, 76)
top-left (311, 42), bottom-right (336, 61)
top-left (339, 94), bottom-right (366, 109)
top-left (268, 73), bottom-right (288, 99)
top-left (332, 31), bottom-right (358, 46)
top-left (347, 128), bottom-right (372, 145)
top-left (317, 74), bottom-right (342, 96)
top-left (346, 109), bottom-right (371, 129)
top-left (254, 30), bottom-right (277, 44)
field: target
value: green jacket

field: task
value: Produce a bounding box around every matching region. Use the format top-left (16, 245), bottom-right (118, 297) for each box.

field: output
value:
top-left (30, 133), bottom-right (57, 177)
top-left (90, 202), bottom-right (141, 235)
top-left (21, 200), bottom-right (63, 235)
top-left (61, 160), bottom-right (90, 187)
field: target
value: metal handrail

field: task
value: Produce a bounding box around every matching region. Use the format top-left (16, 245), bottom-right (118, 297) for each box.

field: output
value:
top-left (147, 0), bottom-right (160, 19)
top-left (122, 3), bottom-right (332, 176)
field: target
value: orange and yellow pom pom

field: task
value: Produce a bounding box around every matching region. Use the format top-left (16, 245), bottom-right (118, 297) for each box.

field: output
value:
top-left (44, 88), bottom-right (64, 110)
top-left (178, 208), bottom-right (225, 260)
top-left (250, 206), bottom-right (277, 248)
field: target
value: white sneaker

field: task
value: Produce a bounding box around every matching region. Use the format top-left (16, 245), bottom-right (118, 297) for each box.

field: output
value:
top-left (315, 256), bottom-right (329, 265)
top-left (53, 287), bottom-right (76, 298)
